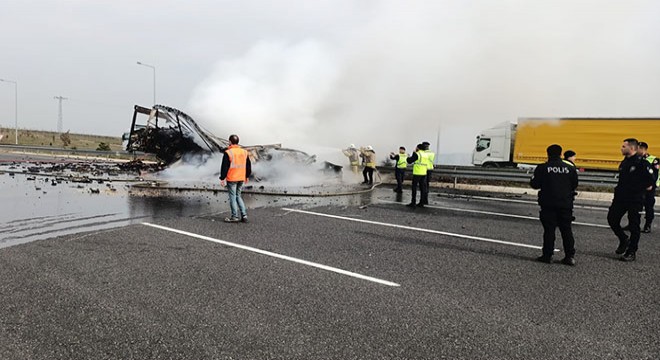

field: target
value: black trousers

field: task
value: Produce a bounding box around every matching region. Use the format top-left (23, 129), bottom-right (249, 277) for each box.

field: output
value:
top-left (410, 175), bottom-right (428, 205)
top-left (644, 189), bottom-right (655, 224)
top-left (394, 168), bottom-right (405, 191)
top-left (608, 201), bottom-right (642, 253)
top-left (539, 207), bottom-right (575, 258)
top-left (425, 170), bottom-right (433, 191)
top-left (363, 167), bottom-right (374, 184)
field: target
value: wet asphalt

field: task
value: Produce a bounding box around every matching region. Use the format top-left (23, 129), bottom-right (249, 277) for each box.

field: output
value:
top-left (0, 181), bottom-right (659, 359)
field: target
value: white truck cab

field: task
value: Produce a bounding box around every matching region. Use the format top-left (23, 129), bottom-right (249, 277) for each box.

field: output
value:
top-left (472, 122), bottom-right (516, 167)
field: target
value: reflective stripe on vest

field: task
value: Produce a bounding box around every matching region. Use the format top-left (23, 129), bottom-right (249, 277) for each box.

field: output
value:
top-left (413, 151), bottom-right (428, 176)
top-left (226, 145), bottom-right (248, 182)
top-left (396, 154), bottom-right (407, 169)
top-left (425, 151), bottom-right (435, 170)
top-left (562, 159), bottom-right (575, 167)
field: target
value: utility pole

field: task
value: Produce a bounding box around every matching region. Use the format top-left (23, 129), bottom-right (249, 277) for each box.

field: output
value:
top-left (435, 126), bottom-right (441, 165)
top-left (136, 61), bottom-right (156, 105)
top-left (54, 96), bottom-right (68, 133)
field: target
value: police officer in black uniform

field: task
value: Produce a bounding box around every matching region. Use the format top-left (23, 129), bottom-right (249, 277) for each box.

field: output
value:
top-left (607, 138), bottom-right (655, 262)
top-left (530, 144), bottom-right (579, 265)
top-left (638, 142), bottom-right (659, 233)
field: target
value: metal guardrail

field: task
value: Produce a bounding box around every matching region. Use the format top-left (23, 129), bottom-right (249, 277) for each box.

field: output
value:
top-left (376, 165), bottom-right (619, 187)
top-left (1, 144), bottom-right (619, 187)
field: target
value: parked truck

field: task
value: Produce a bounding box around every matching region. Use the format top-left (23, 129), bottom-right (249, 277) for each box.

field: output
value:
top-left (472, 118), bottom-right (660, 170)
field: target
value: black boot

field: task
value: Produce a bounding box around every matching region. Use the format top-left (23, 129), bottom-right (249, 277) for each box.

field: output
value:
top-left (620, 252), bottom-right (636, 262)
top-left (615, 238), bottom-right (629, 255)
top-left (642, 223), bottom-right (652, 233)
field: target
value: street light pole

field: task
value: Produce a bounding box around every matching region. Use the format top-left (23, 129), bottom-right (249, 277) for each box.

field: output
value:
top-left (0, 78), bottom-right (18, 144)
top-left (136, 61), bottom-right (156, 105)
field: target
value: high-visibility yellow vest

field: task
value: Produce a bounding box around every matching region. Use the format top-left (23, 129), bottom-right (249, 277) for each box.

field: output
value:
top-left (425, 151), bottom-right (435, 170)
top-left (396, 153), bottom-right (407, 169)
top-left (562, 159), bottom-right (575, 167)
top-left (646, 155), bottom-right (659, 186)
top-left (413, 151), bottom-right (428, 176)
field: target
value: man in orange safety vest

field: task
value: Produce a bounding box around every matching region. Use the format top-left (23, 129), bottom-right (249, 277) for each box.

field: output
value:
top-left (220, 134), bottom-right (252, 223)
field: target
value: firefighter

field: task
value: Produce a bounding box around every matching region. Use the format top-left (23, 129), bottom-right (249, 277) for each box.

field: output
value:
top-left (342, 144), bottom-right (360, 174)
top-left (421, 141), bottom-right (435, 203)
top-left (360, 145), bottom-right (376, 185)
top-left (638, 142), bottom-right (659, 233)
top-left (563, 150), bottom-right (576, 167)
top-left (219, 134), bottom-right (251, 223)
top-left (389, 146), bottom-right (407, 193)
top-left (406, 144), bottom-right (429, 207)
top-left (530, 144), bottom-right (579, 265)
top-left (607, 138), bottom-right (655, 261)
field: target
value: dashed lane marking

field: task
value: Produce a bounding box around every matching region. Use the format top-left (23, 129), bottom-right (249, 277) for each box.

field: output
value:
top-left (141, 222), bottom-right (400, 287)
top-left (379, 200), bottom-right (610, 228)
top-left (430, 192), bottom-right (612, 211)
top-left (281, 208), bottom-right (558, 252)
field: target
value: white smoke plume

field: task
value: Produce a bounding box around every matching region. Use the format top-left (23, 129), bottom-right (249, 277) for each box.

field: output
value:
top-left (189, 0), bottom-right (660, 168)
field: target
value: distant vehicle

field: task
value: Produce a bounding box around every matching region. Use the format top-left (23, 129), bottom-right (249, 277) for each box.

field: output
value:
top-left (472, 118), bottom-right (660, 170)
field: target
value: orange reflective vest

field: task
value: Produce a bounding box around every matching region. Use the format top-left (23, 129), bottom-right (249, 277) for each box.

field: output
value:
top-left (225, 145), bottom-right (248, 182)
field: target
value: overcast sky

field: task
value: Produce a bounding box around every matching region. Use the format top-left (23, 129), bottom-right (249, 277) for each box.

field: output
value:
top-left (1, 0), bottom-right (659, 158)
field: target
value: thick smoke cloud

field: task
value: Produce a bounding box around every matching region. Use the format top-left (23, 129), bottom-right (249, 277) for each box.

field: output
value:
top-left (190, 0), bottom-right (660, 166)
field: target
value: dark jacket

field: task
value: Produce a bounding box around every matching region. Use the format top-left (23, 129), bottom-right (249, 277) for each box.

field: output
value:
top-left (406, 152), bottom-right (418, 164)
top-left (220, 150), bottom-right (252, 181)
top-left (613, 155), bottom-right (654, 203)
top-left (530, 157), bottom-right (578, 208)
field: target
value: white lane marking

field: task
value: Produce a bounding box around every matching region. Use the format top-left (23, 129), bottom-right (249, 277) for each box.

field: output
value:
top-left (430, 192), bottom-right (610, 211)
top-left (281, 208), bottom-right (557, 252)
top-left (380, 200), bottom-right (610, 228)
top-left (141, 222), bottom-right (400, 287)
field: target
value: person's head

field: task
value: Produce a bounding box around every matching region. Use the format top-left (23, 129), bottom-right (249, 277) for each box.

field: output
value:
top-left (229, 134), bottom-right (240, 145)
top-left (366, 145), bottom-right (373, 151)
top-left (621, 138), bottom-right (638, 156)
top-left (416, 144), bottom-right (423, 152)
top-left (349, 144), bottom-right (356, 149)
top-left (638, 141), bottom-right (648, 156)
top-left (421, 142), bottom-right (430, 151)
top-left (563, 150), bottom-right (576, 163)
top-left (547, 144), bottom-right (562, 158)
top-left (399, 146), bottom-right (406, 154)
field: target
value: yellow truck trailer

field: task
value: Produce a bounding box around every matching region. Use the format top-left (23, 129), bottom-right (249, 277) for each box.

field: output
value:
top-left (472, 118), bottom-right (660, 170)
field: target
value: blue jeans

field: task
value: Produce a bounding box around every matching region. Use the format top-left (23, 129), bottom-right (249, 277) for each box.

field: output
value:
top-left (227, 181), bottom-right (247, 219)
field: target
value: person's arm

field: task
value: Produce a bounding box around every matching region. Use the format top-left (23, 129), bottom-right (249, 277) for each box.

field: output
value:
top-left (641, 161), bottom-right (655, 190)
top-left (570, 166), bottom-right (578, 190)
top-left (389, 153), bottom-right (397, 160)
top-left (245, 156), bottom-right (252, 179)
top-left (530, 165), bottom-right (543, 189)
top-left (407, 152), bottom-right (418, 164)
top-left (219, 152), bottom-right (230, 181)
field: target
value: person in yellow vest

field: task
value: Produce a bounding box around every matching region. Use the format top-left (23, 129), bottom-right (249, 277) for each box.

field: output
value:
top-left (639, 142), bottom-right (659, 232)
top-left (389, 146), bottom-right (407, 193)
top-left (563, 150), bottom-right (576, 167)
top-left (406, 144), bottom-right (429, 207)
top-left (360, 145), bottom-right (376, 185)
top-left (342, 144), bottom-right (360, 174)
top-left (421, 141), bottom-right (435, 204)
top-left (220, 134), bottom-right (252, 223)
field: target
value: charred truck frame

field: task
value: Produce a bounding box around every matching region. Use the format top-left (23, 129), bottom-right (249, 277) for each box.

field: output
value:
top-left (126, 105), bottom-right (342, 176)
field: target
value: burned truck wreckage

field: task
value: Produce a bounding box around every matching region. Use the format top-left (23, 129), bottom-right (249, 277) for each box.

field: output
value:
top-left (125, 105), bottom-right (342, 182)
